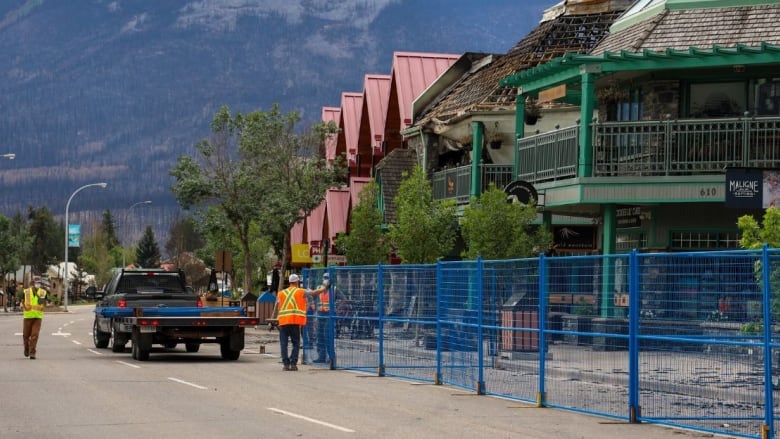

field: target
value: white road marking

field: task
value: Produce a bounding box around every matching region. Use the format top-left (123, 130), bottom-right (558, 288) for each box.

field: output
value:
top-left (268, 407), bottom-right (355, 433)
top-left (52, 331), bottom-right (71, 336)
top-left (87, 349), bottom-right (103, 355)
top-left (72, 340), bottom-right (82, 345)
top-left (117, 361), bottom-right (141, 369)
top-left (168, 377), bottom-right (208, 390)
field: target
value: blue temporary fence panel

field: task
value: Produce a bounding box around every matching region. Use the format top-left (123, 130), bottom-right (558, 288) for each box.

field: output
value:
top-left (301, 248), bottom-right (780, 439)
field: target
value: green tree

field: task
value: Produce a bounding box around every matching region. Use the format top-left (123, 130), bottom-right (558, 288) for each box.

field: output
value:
top-left (28, 206), bottom-right (61, 275)
top-left (339, 181), bottom-right (389, 265)
top-left (79, 221), bottom-right (116, 288)
top-left (240, 106), bottom-right (345, 279)
top-left (0, 215), bottom-right (21, 288)
top-left (165, 216), bottom-right (205, 263)
top-left (738, 207), bottom-right (780, 249)
top-left (135, 226), bottom-right (161, 268)
top-left (389, 165), bottom-right (457, 263)
top-left (10, 211), bottom-right (31, 285)
top-left (460, 185), bottom-right (551, 260)
top-left (101, 210), bottom-right (120, 248)
top-left (737, 207), bottom-right (780, 324)
top-left (170, 104), bottom-right (344, 293)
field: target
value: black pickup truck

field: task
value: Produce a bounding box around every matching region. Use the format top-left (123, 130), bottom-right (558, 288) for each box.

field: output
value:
top-left (93, 268), bottom-right (257, 361)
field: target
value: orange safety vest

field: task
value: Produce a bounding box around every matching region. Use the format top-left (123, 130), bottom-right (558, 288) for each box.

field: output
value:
top-left (317, 289), bottom-right (330, 313)
top-left (277, 287), bottom-right (307, 326)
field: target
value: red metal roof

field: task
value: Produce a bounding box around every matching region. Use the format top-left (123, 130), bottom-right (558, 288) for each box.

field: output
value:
top-left (306, 201), bottom-right (326, 243)
top-left (349, 176), bottom-right (372, 207)
top-left (321, 106), bottom-right (340, 164)
top-left (339, 92), bottom-right (363, 162)
top-left (325, 188), bottom-right (351, 242)
top-left (363, 74), bottom-right (391, 153)
top-left (390, 51), bottom-right (459, 131)
top-left (289, 217), bottom-right (305, 246)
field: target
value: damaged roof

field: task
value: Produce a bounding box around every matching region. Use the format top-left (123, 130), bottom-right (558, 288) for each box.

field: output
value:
top-left (415, 0), bottom-right (632, 128)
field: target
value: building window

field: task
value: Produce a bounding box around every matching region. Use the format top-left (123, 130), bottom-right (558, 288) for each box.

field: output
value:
top-left (670, 231), bottom-right (741, 250)
top-left (689, 82), bottom-right (745, 118)
top-left (754, 79), bottom-right (780, 116)
top-left (616, 231), bottom-right (647, 252)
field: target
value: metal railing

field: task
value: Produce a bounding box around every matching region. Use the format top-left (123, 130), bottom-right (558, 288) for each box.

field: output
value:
top-left (507, 115), bottom-right (780, 184)
top-left (432, 163), bottom-right (513, 203)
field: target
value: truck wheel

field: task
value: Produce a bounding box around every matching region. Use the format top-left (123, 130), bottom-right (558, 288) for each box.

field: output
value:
top-left (219, 342), bottom-right (241, 361)
top-left (132, 329), bottom-right (151, 361)
top-left (219, 334), bottom-right (244, 361)
top-left (185, 343), bottom-right (200, 353)
top-left (110, 324), bottom-right (127, 353)
top-left (93, 319), bottom-right (110, 349)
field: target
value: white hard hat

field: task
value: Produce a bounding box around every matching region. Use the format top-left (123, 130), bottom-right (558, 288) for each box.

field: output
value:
top-left (288, 274), bottom-right (300, 283)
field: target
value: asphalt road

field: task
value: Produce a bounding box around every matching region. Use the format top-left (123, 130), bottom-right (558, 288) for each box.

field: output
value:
top-left (0, 305), bottom-right (729, 439)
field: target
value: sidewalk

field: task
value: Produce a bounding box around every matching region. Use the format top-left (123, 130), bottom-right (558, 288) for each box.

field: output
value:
top-left (242, 325), bottom-right (735, 439)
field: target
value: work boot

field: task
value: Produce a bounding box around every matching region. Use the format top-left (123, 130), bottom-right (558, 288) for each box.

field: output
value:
top-left (283, 364), bottom-right (291, 371)
top-left (290, 364), bottom-right (298, 371)
top-left (24, 349), bottom-right (29, 358)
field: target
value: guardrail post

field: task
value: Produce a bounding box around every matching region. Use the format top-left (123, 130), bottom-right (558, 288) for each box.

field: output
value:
top-left (435, 261), bottom-right (443, 385)
top-left (476, 257), bottom-right (485, 394)
top-left (377, 263), bottom-right (385, 376)
top-left (762, 245), bottom-right (774, 438)
top-left (538, 252), bottom-right (548, 407)
top-left (628, 250), bottom-right (640, 422)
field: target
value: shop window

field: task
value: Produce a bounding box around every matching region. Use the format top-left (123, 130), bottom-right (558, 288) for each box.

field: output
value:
top-left (670, 230), bottom-right (741, 251)
top-left (689, 82), bottom-right (745, 118)
top-left (754, 79), bottom-right (780, 116)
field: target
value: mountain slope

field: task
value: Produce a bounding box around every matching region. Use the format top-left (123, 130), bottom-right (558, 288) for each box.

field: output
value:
top-left (0, 0), bottom-right (548, 246)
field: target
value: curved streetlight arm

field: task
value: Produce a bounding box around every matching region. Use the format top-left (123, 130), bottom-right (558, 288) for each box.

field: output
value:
top-left (122, 200), bottom-right (152, 268)
top-left (63, 182), bottom-right (108, 312)
top-left (1, 153), bottom-right (15, 160)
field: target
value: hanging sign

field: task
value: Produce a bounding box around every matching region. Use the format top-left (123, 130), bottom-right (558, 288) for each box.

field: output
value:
top-left (68, 224), bottom-right (80, 248)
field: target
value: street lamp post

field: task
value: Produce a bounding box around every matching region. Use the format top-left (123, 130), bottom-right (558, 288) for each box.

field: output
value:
top-left (64, 182), bottom-right (108, 312)
top-left (122, 200), bottom-right (152, 268)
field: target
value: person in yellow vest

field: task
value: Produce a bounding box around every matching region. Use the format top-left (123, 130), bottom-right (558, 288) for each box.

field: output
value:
top-left (22, 276), bottom-right (48, 360)
top-left (273, 273), bottom-right (325, 371)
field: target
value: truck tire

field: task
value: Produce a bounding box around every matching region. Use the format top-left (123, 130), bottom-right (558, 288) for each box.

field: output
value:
top-left (220, 334), bottom-right (241, 360)
top-left (93, 319), bottom-right (110, 349)
top-left (111, 323), bottom-right (127, 353)
top-left (185, 342), bottom-right (200, 353)
top-left (132, 328), bottom-right (151, 361)
top-left (220, 342), bottom-right (240, 360)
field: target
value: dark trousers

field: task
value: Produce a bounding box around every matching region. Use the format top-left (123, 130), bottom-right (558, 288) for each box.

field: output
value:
top-left (23, 318), bottom-right (42, 355)
top-left (279, 324), bottom-right (301, 366)
top-left (315, 314), bottom-right (334, 361)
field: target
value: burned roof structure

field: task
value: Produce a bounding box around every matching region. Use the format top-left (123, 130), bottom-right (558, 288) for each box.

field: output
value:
top-left (416, 0), bottom-right (634, 134)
